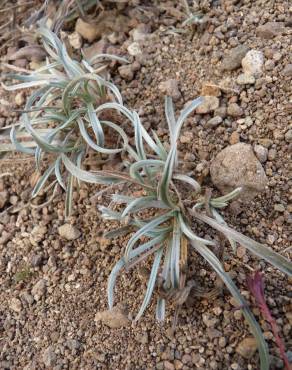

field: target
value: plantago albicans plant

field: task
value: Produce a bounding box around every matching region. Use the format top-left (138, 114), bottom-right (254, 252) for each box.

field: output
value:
top-left (2, 26), bottom-right (291, 370)
top-left (1, 26), bottom-right (128, 216)
top-left (62, 96), bottom-right (292, 370)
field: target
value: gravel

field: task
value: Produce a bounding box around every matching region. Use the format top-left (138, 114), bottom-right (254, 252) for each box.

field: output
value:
top-left (0, 1), bottom-right (291, 369)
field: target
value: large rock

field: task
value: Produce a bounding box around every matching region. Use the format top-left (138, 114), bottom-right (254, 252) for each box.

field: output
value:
top-left (220, 45), bottom-right (249, 71)
top-left (210, 143), bottom-right (268, 200)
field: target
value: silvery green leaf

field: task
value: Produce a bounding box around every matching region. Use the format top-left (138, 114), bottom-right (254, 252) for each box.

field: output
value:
top-left (121, 195), bottom-right (156, 218)
top-left (99, 206), bottom-right (123, 221)
top-left (158, 145), bottom-right (178, 208)
top-left (108, 259), bottom-right (125, 309)
top-left (78, 118), bottom-right (124, 155)
top-left (112, 194), bottom-right (134, 204)
top-left (62, 154), bottom-right (124, 185)
top-left (10, 125), bottom-right (35, 154)
top-left (87, 103), bottom-right (104, 146)
top-left (192, 212), bottom-right (292, 276)
top-left (165, 96), bottom-right (176, 146)
top-left (108, 234), bottom-right (166, 308)
top-left (95, 102), bottom-right (134, 122)
top-left (2, 80), bottom-right (49, 91)
top-left (104, 225), bottom-right (133, 239)
top-left (65, 174), bottom-right (74, 218)
top-left (135, 247), bottom-right (163, 321)
top-left (23, 114), bottom-right (77, 153)
top-left (211, 187), bottom-right (242, 206)
top-left (161, 242), bottom-right (172, 290)
top-left (178, 212), bottom-right (215, 246)
top-left (173, 173), bottom-right (201, 193)
top-left (133, 111), bottom-right (146, 160)
top-left (54, 156), bottom-right (66, 190)
top-left (190, 240), bottom-right (269, 370)
top-left (151, 130), bottom-right (168, 160)
top-left (129, 159), bottom-right (164, 186)
top-left (156, 298), bottom-right (166, 321)
top-left (124, 211), bottom-right (174, 261)
top-left (211, 208), bottom-right (237, 252)
top-left (175, 97), bottom-right (203, 140)
top-left (170, 215), bottom-right (181, 289)
top-left (31, 163), bottom-right (55, 198)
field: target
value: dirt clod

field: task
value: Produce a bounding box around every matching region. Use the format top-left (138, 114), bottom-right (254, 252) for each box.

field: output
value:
top-left (236, 337), bottom-right (258, 359)
top-left (58, 224), bottom-right (81, 241)
top-left (95, 306), bottom-right (131, 328)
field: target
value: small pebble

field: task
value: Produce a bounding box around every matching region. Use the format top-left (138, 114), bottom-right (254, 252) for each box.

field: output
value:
top-left (58, 224), bottom-right (81, 241)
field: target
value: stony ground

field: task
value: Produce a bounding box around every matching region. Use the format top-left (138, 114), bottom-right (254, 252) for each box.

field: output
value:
top-left (0, 1), bottom-right (291, 369)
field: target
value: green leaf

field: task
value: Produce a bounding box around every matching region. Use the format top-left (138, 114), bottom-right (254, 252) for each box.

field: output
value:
top-left (192, 212), bottom-right (292, 276)
top-left (108, 234), bottom-right (166, 308)
top-left (87, 103), bottom-right (104, 146)
top-left (178, 212), bottom-right (215, 246)
top-left (10, 125), bottom-right (35, 154)
top-left (54, 156), bottom-right (66, 190)
top-left (165, 96), bottom-right (176, 146)
top-left (121, 195), bottom-right (156, 218)
top-left (173, 174), bottom-right (201, 193)
top-left (190, 240), bottom-right (269, 370)
top-left (31, 163), bottom-right (55, 198)
top-left (124, 211), bottom-right (174, 261)
top-left (170, 215), bottom-right (181, 289)
top-left (175, 97), bottom-right (203, 140)
top-left (156, 297), bottom-right (166, 321)
top-left (65, 174), bottom-right (74, 218)
top-left (135, 247), bottom-right (163, 321)
top-left (158, 144), bottom-right (178, 208)
top-left (62, 154), bottom-right (125, 185)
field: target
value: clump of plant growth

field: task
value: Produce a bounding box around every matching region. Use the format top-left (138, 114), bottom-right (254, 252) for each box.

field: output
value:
top-left (1, 26), bottom-right (128, 216)
top-left (61, 96), bottom-right (291, 370)
top-left (2, 27), bottom-right (291, 370)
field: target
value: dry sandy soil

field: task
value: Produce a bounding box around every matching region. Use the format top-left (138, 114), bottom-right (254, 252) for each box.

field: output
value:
top-left (0, 1), bottom-right (291, 369)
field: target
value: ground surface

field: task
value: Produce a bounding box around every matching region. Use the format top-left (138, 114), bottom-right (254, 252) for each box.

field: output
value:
top-left (0, 1), bottom-right (291, 369)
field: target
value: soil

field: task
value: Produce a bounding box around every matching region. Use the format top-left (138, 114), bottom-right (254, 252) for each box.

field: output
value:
top-left (0, 1), bottom-right (291, 370)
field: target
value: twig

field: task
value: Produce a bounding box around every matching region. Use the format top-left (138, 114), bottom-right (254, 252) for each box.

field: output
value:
top-left (0, 1), bottom-right (35, 13)
top-left (1, 62), bottom-right (32, 74)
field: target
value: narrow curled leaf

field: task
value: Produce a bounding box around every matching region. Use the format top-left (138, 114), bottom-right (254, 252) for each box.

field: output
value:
top-left (62, 154), bottom-right (125, 185)
top-left (31, 163), bottom-right (55, 198)
top-left (158, 145), bottom-right (178, 208)
top-left (178, 212), bottom-right (215, 246)
top-left (192, 211), bottom-right (292, 276)
top-left (170, 215), bottom-right (181, 288)
top-left (135, 247), bottom-right (163, 321)
top-left (124, 211), bottom-right (174, 261)
top-left (156, 297), bottom-right (166, 321)
top-left (65, 174), bottom-right (74, 218)
top-left (190, 240), bottom-right (269, 370)
top-left (108, 234), bottom-right (166, 308)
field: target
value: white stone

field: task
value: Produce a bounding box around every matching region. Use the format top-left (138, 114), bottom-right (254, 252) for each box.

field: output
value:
top-left (242, 50), bottom-right (264, 77)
